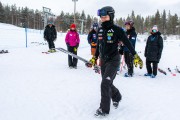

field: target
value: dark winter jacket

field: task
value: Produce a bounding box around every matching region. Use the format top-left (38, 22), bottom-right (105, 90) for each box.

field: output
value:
top-left (87, 29), bottom-right (98, 44)
top-left (44, 25), bottom-right (57, 41)
top-left (145, 31), bottom-right (163, 62)
top-left (123, 27), bottom-right (137, 52)
top-left (95, 21), bottom-right (136, 62)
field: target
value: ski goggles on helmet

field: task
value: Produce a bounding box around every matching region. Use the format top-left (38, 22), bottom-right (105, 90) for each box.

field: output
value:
top-left (124, 21), bottom-right (134, 26)
top-left (124, 21), bottom-right (131, 25)
top-left (97, 9), bottom-right (114, 17)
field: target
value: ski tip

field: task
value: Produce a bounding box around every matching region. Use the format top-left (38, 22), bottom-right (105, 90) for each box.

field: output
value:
top-left (173, 74), bottom-right (176, 76)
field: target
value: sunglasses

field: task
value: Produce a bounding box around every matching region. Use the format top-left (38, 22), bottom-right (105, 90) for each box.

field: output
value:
top-left (152, 29), bottom-right (157, 33)
top-left (125, 23), bottom-right (130, 26)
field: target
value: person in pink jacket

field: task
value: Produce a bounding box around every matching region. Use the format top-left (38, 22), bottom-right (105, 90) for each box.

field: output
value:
top-left (65, 24), bottom-right (80, 69)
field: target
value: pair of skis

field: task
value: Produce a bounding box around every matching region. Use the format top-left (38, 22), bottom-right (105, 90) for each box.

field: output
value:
top-left (0, 50), bottom-right (9, 54)
top-left (158, 67), bottom-right (180, 76)
top-left (167, 68), bottom-right (176, 76)
top-left (55, 47), bottom-right (101, 74)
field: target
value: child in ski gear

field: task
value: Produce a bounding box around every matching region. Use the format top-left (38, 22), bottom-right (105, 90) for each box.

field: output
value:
top-left (65, 24), bottom-right (80, 69)
top-left (87, 23), bottom-right (98, 56)
top-left (144, 25), bottom-right (163, 78)
top-left (87, 6), bottom-right (143, 117)
top-left (123, 20), bottom-right (137, 77)
top-left (44, 21), bottom-right (57, 52)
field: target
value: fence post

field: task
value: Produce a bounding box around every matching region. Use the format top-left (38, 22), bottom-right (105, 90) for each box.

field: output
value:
top-left (25, 27), bottom-right (28, 48)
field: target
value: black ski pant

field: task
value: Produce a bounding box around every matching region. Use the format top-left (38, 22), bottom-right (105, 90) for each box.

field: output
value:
top-left (67, 46), bottom-right (78, 67)
top-left (100, 55), bottom-right (122, 114)
top-left (47, 39), bottom-right (55, 49)
top-left (146, 60), bottom-right (158, 76)
top-left (124, 51), bottom-right (134, 75)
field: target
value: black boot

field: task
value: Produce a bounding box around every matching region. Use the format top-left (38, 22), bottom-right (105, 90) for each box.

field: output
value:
top-left (113, 101), bottom-right (119, 109)
top-left (94, 108), bottom-right (108, 117)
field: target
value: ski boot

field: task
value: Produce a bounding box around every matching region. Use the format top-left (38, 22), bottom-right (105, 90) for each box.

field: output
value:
top-left (73, 66), bottom-right (77, 69)
top-left (144, 73), bottom-right (152, 76)
top-left (94, 108), bottom-right (108, 117)
top-left (51, 49), bottom-right (56, 53)
top-left (124, 73), bottom-right (133, 77)
top-left (113, 101), bottom-right (119, 109)
top-left (69, 66), bottom-right (73, 69)
top-left (150, 74), bottom-right (156, 78)
top-left (48, 49), bottom-right (52, 52)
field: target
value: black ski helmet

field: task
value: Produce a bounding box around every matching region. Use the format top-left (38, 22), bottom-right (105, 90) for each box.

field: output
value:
top-left (98, 6), bottom-right (115, 21)
top-left (124, 20), bottom-right (134, 27)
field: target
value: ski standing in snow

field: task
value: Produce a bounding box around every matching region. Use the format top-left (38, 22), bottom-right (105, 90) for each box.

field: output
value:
top-left (86, 6), bottom-right (143, 117)
top-left (175, 66), bottom-right (180, 73)
top-left (44, 21), bottom-right (57, 53)
top-left (144, 25), bottom-right (163, 78)
top-left (65, 24), bottom-right (80, 69)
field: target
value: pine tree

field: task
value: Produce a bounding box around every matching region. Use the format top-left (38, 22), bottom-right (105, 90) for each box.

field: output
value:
top-left (0, 2), bottom-right (5, 23)
top-left (155, 10), bottom-right (160, 26)
top-left (161, 10), bottom-right (167, 34)
top-left (144, 16), bottom-right (151, 33)
top-left (172, 14), bottom-right (178, 34)
top-left (86, 15), bottom-right (92, 32)
top-left (167, 11), bottom-right (172, 35)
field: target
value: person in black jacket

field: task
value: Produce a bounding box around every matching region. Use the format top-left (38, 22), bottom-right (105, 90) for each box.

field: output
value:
top-left (144, 25), bottom-right (163, 78)
top-left (123, 20), bottom-right (137, 77)
top-left (44, 22), bottom-right (57, 52)
top-left (87, 23), bottom-right (98, 56)
top-left (86, 6), bottom-right (143, 117)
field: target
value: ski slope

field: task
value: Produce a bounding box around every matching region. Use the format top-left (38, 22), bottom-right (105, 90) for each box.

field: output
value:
top-left (0, 23), bottom-right (180, 120)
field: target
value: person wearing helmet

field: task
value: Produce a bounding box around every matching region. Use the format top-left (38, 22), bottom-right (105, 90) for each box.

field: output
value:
top-left (144, 25), bottom-right (163, 78)
top-left (123, 20), bottom-right (137, 77)
top-left (65, 23), bottom-right (80, 69)
top-left (87, 23), bottom-right (98, 56)
top-left (44, 21), bottom-right (57, 52)
top-left (86, 6), bottom-right (143, 117)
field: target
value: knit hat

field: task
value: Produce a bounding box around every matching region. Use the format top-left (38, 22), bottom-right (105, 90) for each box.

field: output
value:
top-left (152, 25), bottom-right (158, 32)
top-left (70, 24), bottom-right (76, 29)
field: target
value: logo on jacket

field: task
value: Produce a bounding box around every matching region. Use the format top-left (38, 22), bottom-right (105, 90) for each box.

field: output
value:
top-left (93, 34), bottom-right (96, 39)
top-left (99, 29), bottom-right (103, 32)
top-left (107, 33), bottom-right (113, 41)
top-left (70, 34), bottom-right (76, 37)
top-left (108, 29), bottom-right (114, 33)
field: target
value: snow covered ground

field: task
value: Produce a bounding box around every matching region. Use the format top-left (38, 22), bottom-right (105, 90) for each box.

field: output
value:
top-left (0, 23), bottom-right (180, 120)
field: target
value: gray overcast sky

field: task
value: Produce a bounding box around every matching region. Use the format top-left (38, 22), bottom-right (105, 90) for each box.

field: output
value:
top-left (1, 0), bottom-right (180, 18)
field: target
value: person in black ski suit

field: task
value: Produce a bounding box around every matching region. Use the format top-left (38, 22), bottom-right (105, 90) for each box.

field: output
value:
top-left (86, 6), bottom-right (143, 117)
top-left (44, 22), bottom-right (57, 52)
top-left (123, 20), bottom-right (137, 77)
top-left (87, 23), bottom-right (98, 56)
top-left (144, 26), bottom-right (163, 78)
